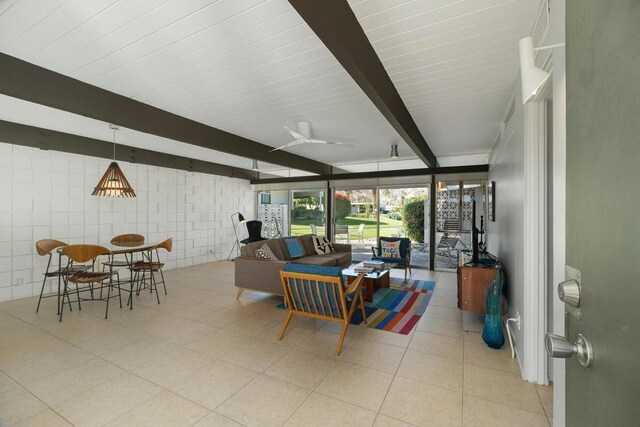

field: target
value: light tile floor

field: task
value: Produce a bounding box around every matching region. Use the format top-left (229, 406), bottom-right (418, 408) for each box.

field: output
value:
top-left (0, 262), bottom-right (553, 426)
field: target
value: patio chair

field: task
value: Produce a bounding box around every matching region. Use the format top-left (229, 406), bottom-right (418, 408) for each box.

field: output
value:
top-left (349, 223), bottom-right (365, 247)
top-left (436, 236), bottom-right (460, 268)
top-left (371, 237), bottom-right (412, 281)
top-left (334, 224), bottom-right (350, 243)
top-left (279, 264), bottom-right (366, 356)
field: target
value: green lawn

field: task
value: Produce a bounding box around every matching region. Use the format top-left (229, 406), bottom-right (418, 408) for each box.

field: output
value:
top-left (291, 214), bottom-right (404, 239)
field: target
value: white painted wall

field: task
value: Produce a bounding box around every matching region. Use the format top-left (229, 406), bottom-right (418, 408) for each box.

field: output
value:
top-left (489, 5), bottom-right (567, 424)
top-left (488, 89), bottom-right (527, 374)
top-left (0, 142), bottom-right (254, 302)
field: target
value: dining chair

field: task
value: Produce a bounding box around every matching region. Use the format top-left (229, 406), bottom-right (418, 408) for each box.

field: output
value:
top-left (130, 238), bottom-right (172, 307)
top-left (102, 234), bottom-right (145, 270)
top-left (59, 245), bottom-right (119, 320)
top-left (35, 239), bottom-right (92, 314)
top-left (278, 264), bottom-right (366, 356)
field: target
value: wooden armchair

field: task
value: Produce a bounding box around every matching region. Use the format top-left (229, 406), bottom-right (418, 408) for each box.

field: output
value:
top-left (278, 264), bottom-right (366, 356)
top-left (371, 237), bottom-right (412, 281)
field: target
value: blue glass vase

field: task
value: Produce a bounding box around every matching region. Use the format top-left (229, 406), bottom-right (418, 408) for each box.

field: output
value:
top-left (482, 267), bottom-right (505, 349)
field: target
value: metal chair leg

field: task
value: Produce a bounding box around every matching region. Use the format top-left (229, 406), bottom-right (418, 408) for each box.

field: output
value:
top-left (151, 271), bottom-right (160, 304)
top-left (36, 274), bottom-right (48, 313)
top-left (117, 279), bottom-right (123, 309)
top-left (159, 268), bottom-right (167, 295)
top-left (75, 283), bottom-right (82, 310)
top-left (105, 281), bottom-right (111, 319)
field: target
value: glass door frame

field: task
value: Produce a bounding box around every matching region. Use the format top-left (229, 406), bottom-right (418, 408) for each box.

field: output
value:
top-left (288, 188), bottom-right (328, 237)
top-left (330, 186), bottom-right (380, 245)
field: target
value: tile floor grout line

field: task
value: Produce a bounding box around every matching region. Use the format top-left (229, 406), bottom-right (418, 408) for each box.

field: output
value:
top-left (534, 382), bottom-right (553, 425)
top-left (461, 326), bottom-right (466, 425)
top-left (2, 266), bottom-right (546, 426)
top-left (0, 365), bottom-right (77, 426)
top-left (1, 302), bottom-right (229, 425)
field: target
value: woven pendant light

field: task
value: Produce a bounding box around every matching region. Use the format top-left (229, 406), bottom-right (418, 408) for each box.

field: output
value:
top-left (92, 126), bottom-right (136, 198)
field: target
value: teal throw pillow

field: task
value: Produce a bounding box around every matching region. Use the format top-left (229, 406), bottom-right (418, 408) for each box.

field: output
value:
top-left (283, 237), bottom-right (305, 258)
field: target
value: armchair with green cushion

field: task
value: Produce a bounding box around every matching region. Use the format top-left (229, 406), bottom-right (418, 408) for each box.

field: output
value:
top-left (278, 264), bottom-right (366, 356)
top-left (371, 237), bottom-right (412, 281)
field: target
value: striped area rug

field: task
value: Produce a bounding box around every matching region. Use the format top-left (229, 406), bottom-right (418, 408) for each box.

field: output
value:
top-left (349, 278), bottom-right (435, 335)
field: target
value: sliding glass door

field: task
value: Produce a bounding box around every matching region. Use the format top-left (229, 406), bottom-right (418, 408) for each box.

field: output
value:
top-left (434, 181), bottom-right (488, 269)
top-left (290, 190), bottom-right (326, 237)
top-left (332, 186), bottom-right (429, 265)
top-left (333, 188), bottom-right (378, 260)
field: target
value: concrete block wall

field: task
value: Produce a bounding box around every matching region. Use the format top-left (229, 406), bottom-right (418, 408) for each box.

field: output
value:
top-left (0, 142), bottom-right (254, 302)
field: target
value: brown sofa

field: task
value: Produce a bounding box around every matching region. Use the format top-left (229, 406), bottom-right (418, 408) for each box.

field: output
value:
top-left (234, 234), bottom-right (352, 297)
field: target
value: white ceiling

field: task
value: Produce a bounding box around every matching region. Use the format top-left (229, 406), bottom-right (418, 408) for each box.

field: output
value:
top-left (0, 0), bottom-right (541, 173)
top-left (349, 0), bottom-right (542, 156)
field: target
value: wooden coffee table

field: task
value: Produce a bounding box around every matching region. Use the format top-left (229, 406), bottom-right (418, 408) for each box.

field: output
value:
top-left (343, 262), bottom-right (396, 302)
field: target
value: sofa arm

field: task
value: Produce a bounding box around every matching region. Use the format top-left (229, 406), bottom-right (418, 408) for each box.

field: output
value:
top-left (234, 257), bottom-right (288, 296)
top-left (332, 243), bottom-right (352, 252)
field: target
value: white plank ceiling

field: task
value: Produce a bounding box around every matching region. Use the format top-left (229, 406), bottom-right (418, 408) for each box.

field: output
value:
top-left (0, 0), bottom-right (541, 172)
top-left (349, 0), bottom-right (542, 157)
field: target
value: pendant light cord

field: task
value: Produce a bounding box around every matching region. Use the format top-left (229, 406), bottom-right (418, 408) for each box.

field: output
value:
top-left (112, 127), bottom-right (116, 161)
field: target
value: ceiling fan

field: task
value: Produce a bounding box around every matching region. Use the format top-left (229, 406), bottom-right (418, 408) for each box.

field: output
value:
top-left (269, 121), bottom-right (354, 152)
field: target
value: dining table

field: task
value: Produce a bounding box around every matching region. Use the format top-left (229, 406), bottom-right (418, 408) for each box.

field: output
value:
top-left (54, 240), bottom-right (167, 314)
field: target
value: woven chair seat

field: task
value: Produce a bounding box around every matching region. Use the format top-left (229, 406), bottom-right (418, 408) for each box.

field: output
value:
top-left (67, 271), bottom-right (112, 284)
top-left (102, 260), bottom-right (132, 267)
top-left (44, 265), bottom-right (91, 277)
top-left (131, 261), bottom-right (164, 272)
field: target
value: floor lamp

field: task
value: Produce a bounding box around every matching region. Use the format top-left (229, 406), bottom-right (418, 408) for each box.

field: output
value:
top-left (227, 212), bottom-right (246, 261)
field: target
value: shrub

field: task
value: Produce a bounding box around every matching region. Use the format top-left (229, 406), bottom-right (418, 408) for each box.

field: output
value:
top-left (402, 197), bottom-right (426, 243)
top-left (334, 192), bottom-right (351, 219)
top-left (388, 211), bottom-right (402, 221)
top-left (292, 207), bottom-right (324, 220)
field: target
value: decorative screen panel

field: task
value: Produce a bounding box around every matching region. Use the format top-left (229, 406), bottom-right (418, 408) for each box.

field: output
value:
top-left (258, 204), bottom-right (288, 238)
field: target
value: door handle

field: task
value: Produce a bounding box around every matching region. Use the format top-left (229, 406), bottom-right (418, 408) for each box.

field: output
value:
top-left (545, 333), bottom-right (594, 367)
top-left (558, 278), bottom-right (581, 307)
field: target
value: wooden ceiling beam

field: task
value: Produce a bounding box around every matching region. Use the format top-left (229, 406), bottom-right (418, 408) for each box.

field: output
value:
top-left (289, 0), bottom-right (437, 167)
top-left (0, 53), bottom-right (334, 175)
top-left (0, 120), bottom-right (258, 180)
top-left (251, 164), bottom-right (488, 185)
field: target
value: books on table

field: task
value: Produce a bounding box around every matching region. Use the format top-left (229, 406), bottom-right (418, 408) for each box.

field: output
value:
top-left (354, 266), bottom-right (375, 274)
top-left (363, 260), bottom-right (385, 268)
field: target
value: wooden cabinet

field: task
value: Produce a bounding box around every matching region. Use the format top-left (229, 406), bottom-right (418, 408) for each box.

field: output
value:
top-left (457, 265), bottom-right (498, 313)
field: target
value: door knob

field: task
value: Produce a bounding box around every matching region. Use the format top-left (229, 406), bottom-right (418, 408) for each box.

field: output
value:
top-left (545, 333), bottom-right (594, 367)
top-left (558, 279), bottom-right (581, 307)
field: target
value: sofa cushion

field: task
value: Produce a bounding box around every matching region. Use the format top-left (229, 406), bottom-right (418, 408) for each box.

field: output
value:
top-left (283, 263), bottom-right (342, 277)
top-left (324, 251), bottom-right (351, 267)
top-left (243, 239), bottom-right (285, 260)
top-left (243, 240), bottom-right (265, 258)
top-left (291, 254), bottom-right (337, 266)
top-left (297, 234), bottom-right (317, 256)
top-left (266, 240), bottom-right (286, 260)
